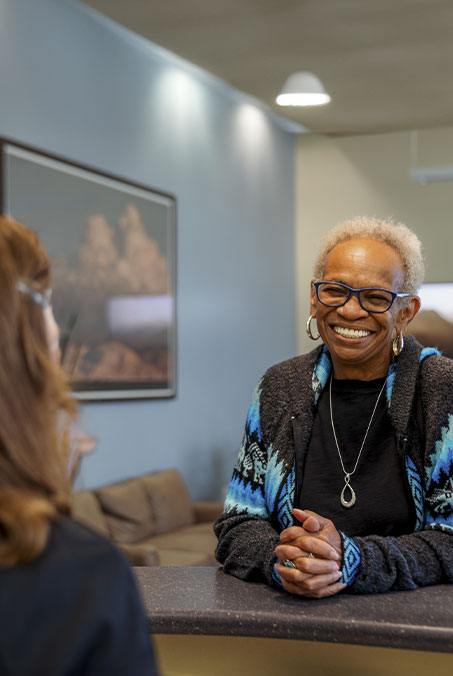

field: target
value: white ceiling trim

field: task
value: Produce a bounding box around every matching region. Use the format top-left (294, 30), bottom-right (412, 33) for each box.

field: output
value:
top-left (71, 0), bottom-right (307, 135)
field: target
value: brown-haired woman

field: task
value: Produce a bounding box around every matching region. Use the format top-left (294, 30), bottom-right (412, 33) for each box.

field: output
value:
top-left (0, 216), bottom-right (156, 675)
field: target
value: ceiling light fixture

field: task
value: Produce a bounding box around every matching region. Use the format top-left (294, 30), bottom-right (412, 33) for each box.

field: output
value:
top-left (276, 71), bottom-right (331, 107)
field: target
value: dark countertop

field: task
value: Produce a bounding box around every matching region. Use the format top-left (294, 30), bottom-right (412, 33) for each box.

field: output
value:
top-left (135, 566), bottom-right (453, 653)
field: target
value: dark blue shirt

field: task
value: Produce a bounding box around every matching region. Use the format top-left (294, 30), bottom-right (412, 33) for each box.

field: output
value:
top-left (0, 517), bottom-right (157, 676)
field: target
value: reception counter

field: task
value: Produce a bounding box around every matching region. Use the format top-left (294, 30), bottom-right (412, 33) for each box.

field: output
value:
top-left (135, 566), bottom-right (453, 676)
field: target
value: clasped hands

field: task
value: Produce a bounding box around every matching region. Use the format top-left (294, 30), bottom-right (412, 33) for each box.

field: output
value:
top-left (274, 508), bottom-right (346, 599)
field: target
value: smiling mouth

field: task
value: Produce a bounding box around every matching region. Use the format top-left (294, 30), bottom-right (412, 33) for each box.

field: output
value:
top-left (333, 326), bottom-right (371, 339)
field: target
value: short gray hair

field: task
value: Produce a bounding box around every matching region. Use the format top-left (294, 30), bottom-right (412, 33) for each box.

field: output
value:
top-left (313, 216), bottom-right (425, 294)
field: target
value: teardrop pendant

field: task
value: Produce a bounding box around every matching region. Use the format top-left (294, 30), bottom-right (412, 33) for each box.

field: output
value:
top-left (340, 476), bottom-right (356, 508)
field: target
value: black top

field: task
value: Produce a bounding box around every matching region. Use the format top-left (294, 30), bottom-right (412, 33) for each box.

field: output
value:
top-left (0, 517), bottom-right (157, 676)
top-left (299, 377), bottom-right (415, 536)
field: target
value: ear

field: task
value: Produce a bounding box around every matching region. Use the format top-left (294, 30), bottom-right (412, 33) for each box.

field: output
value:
top-left (396, 295), bottom-right (421, 333)
top-left (310, 280), bottom-right (317, 316)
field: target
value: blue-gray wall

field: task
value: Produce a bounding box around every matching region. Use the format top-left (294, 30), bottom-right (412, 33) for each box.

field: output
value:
top-left (0, 0), bottom-right (296, 498)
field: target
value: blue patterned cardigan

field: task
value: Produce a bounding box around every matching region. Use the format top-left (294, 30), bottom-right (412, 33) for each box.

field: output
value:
top-left (214, 337), bottom-right (453, 594)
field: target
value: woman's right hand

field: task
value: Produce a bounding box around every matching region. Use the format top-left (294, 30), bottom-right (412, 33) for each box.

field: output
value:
top-left (274, 508), bottom-right (345, 598)
top-left (282, 508), bottom-right (343, 558)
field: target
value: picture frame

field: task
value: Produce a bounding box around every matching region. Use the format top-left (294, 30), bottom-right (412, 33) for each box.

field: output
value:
top-left (0, 138), bottom-right (177, 400)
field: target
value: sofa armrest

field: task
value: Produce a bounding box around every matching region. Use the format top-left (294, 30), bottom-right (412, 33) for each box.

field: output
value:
top-left (118, 542), bottom-right (160, 566)
top-left (193, 500), bottom-right (223, 523)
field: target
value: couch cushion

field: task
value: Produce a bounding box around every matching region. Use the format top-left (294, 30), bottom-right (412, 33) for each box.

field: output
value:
top-left (71, 490), bottom-right (110, 538)
top-left (156, 549), bottom-right (214, 566)
top-left (143, 469), bottom-right (194, 534)
top-left (147, 522), bottom-right (217, 564)
top-left (119, 542), bottom-right (160, 566)
top-left (96, 477), bottom-right (156, 544)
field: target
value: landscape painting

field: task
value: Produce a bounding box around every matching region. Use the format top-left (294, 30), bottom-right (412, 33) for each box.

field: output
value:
top-left (0, 139), bottom-right (176, 400)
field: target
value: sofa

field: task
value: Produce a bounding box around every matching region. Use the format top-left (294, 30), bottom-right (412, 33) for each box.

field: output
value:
top-left (71, 469), bottom-right (222, 567)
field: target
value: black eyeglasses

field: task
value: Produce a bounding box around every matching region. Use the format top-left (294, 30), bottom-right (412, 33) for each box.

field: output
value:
top-left (313, 281), bottom-right (410, 314)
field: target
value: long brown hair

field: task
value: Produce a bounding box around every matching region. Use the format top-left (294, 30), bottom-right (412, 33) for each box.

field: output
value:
top-left (0, 216), bottom-right (76, 565)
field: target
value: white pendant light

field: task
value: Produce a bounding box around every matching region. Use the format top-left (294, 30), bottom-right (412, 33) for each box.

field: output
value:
top-left (276, 71), bottom-right (331, 107)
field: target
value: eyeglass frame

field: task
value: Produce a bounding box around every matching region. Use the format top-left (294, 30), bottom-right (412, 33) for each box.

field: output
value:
top-left (16, 280), bottom-right (52, 308)
top-left (312, 280), bottom-right (411, 314)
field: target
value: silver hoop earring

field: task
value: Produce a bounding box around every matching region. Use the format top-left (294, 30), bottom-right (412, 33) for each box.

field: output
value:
top-left (306, 314), bottom-right (320, 341)
top-left (392, 332), bottom-right (404, 357)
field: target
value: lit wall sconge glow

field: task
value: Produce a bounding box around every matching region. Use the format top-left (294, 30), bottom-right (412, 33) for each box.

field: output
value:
top-left (276, 71), bottom-right (331, 107)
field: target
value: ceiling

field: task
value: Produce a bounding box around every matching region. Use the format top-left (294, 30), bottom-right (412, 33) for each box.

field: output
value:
top-left (82, 0), bottom-right (453, 136)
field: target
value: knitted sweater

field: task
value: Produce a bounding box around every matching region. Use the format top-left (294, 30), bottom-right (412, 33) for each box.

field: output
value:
top-left (214, 337), bottom-right (453, 594)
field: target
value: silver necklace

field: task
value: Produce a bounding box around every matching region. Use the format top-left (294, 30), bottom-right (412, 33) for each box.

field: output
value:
top-left (329, 376), bottom-right (386, 509)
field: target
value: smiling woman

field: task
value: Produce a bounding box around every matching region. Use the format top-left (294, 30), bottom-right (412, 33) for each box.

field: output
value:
top-left (215, 216), bottom-right (453, 599)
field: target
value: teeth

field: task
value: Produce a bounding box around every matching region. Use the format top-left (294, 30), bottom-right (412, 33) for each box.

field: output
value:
top-left (334, 326), bottom-right (370, 339)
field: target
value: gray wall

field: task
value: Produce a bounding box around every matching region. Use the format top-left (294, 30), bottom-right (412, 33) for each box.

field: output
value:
top-left (0, 0), bottom-right (296, 498)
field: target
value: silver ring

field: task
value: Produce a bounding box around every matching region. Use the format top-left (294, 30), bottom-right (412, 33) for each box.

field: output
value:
top-left (307, 552), bottom-right (315, 559)
top-left (282, 559), bottom-right (297, 569)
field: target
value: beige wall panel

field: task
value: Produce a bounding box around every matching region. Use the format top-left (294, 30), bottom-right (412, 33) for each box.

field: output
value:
top-left (155, 634), bottom-right (453, 676)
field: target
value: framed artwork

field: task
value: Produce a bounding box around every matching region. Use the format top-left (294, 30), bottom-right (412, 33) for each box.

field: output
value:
top-left (0, 138), bottom-right (177, 400)
top-left (407, 282), bottom-right (453, 358)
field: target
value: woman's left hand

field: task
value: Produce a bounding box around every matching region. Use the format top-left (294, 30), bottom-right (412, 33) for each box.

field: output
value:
top-left (274, 557), bottom-right (344, 598)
